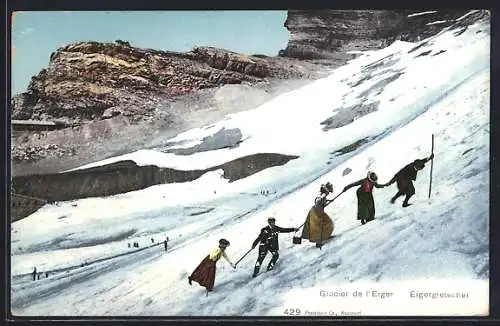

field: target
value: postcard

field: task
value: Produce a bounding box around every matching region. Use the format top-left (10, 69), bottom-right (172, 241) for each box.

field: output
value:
top-left (10, 9), bottom-right (490, 317)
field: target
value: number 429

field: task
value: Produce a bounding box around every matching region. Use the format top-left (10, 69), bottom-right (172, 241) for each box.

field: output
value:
top-left (284, 308), bottom-right (301, 315)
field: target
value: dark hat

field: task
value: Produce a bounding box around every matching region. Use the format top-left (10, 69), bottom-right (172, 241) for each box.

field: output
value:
top-left (325, 182), bottom-right (333, 192)
top-left (414, 160), bottom-right (425, 169)
top-left (367, 171), bottom-right (378, 182)
top-left (267, 217), bottom-right (276, 223)
top-left (219, 238), bottom-right (230, 246)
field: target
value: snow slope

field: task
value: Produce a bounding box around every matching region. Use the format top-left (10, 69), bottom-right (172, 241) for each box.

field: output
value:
top-left (11, 14), bottom-right (490, 316)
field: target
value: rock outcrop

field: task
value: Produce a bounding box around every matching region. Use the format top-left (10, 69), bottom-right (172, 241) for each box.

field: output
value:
top-left (11, 42), bottom-right (315, 125)
top-left (280, 10), bottom-right (472, 62)
top-left (10, 9), bottom-right (489, 221)
top-left (10, 41), bottom-right (322, 170)
top-left (10, 10), bottom-right (487, 173)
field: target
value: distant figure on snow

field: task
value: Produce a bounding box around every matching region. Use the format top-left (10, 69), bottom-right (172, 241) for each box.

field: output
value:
top-left (301, 182), bottom-right (335, 247)
top-left (252, 217), bottom-right (298, 277)
top-left (384, 153), bottom-right (434, 207)
top-left (151, 238), bottom-right (154, 243)
top-left (32, 267), bottom-right (37, 281)
top-left (343, 171), bottom-right (386, 225)
top-left (164, 237), bottom-right (169, 252)
top-left (45, 272), bottom-right (49, 278)
top-left (188, 238), bottom-right (235, 292)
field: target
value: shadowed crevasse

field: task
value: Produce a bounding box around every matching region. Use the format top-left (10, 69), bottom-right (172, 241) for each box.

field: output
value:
top-left (11, 153), bottom-right (299, 221)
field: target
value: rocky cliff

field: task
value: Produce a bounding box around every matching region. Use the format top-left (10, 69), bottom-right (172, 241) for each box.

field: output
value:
top-left (280, 10), bottom-right (472, 61)
top-left (10, 10), bottom-right (485, 173)
top-left (10, 41), bottom-right (322, 171)
top-left (12, 42), bottom-right (315, 125)
top-left (10, 9), bottom-right (488, 221)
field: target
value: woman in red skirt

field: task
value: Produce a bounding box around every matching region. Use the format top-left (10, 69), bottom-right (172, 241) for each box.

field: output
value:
top-left (188, 238), bottom-right (235, 292)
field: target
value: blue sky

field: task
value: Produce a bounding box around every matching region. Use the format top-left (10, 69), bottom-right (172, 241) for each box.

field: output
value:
top-left (11, 11), bottom-right (289, 95)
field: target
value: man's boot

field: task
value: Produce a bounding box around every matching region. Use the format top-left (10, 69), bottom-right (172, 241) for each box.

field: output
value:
top-left (267, 253), bottom-right (279, 270)
top-left (402, 196), bottom-right (412, 207)
top-left (252, 266), bottom-right (260, 278)
top-left (402, 193), bottom-right (414, 207)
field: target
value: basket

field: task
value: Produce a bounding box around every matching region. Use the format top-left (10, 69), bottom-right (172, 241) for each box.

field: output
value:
top-left (292, 223), bottom-right (305, 245)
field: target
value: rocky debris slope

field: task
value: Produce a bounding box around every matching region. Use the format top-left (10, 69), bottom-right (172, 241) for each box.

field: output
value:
top-left (280, 10), bottom-right (472, 62)
top-left (10, 77), bottom-right (319, 175)
top-left (10, 41), bottom-right (322, 171)
top-left (10, 10), bottom-right (487, 173)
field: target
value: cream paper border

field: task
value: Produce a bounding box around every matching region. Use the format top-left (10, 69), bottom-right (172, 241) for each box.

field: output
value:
top-left (271, 279), bottom-right (488, 316)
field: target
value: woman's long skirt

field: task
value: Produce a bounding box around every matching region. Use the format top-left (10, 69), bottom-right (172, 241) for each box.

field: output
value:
top-left (189, 256), bottom-right (216, 291)
top-left (356, 188), bottom-right (375, 221)
top-left (301, 207), bottom-right (334, 244)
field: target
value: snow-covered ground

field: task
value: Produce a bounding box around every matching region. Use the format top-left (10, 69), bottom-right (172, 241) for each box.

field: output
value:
top-left (11, 15), bottom-right (490, 316)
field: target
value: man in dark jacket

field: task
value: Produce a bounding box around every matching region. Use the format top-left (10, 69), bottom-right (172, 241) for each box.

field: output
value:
top-left (384, 153), bottom-right (434, 207)
top-left (251, 217), bottom-right (298, 277)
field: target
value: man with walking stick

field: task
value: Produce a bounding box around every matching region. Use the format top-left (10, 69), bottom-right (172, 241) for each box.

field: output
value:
top-left (251, 217), bottom-right (298, 277)
top-left (233, 247), bottom-right (253, 269)
top-left (384, 149), bottom-right (435, 207)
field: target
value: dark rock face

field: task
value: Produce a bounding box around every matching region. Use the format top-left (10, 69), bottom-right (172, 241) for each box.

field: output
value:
top-left (280, 10), bottom-right (472, 62)
top-left (162, 127), bottom-right (243, 155)
top-left (12, 160), bottom-right (204, 202)
top-left (10, 195), bottom-right (47, 222)
top-left (220, 153), bottom-right (298, 182)
top-left (11, 153), bottom-right (299, 221)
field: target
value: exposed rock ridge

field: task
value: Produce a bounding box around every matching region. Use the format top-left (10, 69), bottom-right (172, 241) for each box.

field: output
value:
top-left (12, 42), bottom-right (313, 124)
top-left (280, 10), bottom-right (473, 61)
